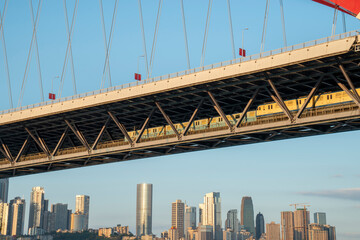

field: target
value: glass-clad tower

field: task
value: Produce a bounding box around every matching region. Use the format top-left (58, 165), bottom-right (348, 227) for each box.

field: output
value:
top-left (136, 183), bottom-right (153, 237)
top-left (241, 196), bottom-right (255, 235)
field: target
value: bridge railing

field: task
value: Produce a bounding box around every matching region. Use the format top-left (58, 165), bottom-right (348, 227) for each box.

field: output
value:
top-left (1, 30), bottom-right (358, 116)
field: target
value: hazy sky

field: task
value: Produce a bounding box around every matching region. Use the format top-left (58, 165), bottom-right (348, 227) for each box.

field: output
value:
top-left (0, 0), bottom-right (360, 239)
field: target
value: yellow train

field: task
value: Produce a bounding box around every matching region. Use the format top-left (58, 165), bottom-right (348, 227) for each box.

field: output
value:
top-left (125, 88), bottom-right (359, 141)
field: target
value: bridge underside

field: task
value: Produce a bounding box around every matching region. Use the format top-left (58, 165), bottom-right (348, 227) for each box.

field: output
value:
top-left (1, 48), bottom-right (360, 178)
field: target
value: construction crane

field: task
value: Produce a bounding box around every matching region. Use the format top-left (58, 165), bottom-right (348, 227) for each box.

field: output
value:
top-left (290, 203), bottom-right (311, 211)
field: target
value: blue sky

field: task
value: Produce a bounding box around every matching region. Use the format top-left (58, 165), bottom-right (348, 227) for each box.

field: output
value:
top-left (1, 0), bottom-right (360, 239)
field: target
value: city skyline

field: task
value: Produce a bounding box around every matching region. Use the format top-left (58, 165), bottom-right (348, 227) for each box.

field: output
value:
top-left (0, 1), bottom-right (359, 239)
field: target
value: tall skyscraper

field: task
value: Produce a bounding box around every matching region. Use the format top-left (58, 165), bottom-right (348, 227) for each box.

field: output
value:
top-left (0, 179), bottom-right (9, 203)
top-left (71, 212), bottom-right (87, 232)
top-left (266, 222), bottom-right (280, 240)
top-left (0, 202), bottom-right (9, 235)
top-left (28, 187), bottom-right (45, 231)
top-left (281, 211), bottom-right (294, 240)
top-left (225, 209), bottom-right (239, 232)
top-left (199, 203), bottom-right (204, 225)
top-left (241, 196), bottom-right (254, 235)
top-left (172, 200), bottom-right (185, 239)
top-left (136, 183), bottom-right (153, 236)
top-left (184, 205), bottom-right (196, 230)
top-left (255, 212), bottom-right (265, 240)
top-left (52, 203), bottom-right (69, 230)
top-left (294, 209), bottom-right (310, 240)
top-left (202, 192), bottom-right (222, 240)
top-left (75, 195), bottom-right (90, 230)
top-left (313, 212), bottom-right (326, 225)
top-left (8, 197), bottom-right (25, 236)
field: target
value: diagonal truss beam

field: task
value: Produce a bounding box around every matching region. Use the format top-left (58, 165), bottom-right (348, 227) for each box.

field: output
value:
top-left (183, 98), bottom-right (204, 136)
top-left (235, 88), bottom-right (259, 128)
top-left (14, 137), bottom-right (30, 163)
top-left (135, 108), bottom-right (155, 143)
top-left (207, 91), bottom-right (233, 130)
top-left (155, 102), bottom-right (181, 139)
top-left (267, 78), bottom-right (293, 121)
top-left (338, 63), bottom-right (360, 102)
top-left (295, 75), bottom-right (324, 120)
top-left (65, 120), bottom-right (91, 151)
top-left (0, 138), bottom-right (12, 163)
top-left (331, 75), bottom-right (360, 108)
top-left (108, 111), bottom-right (133, 145)
top-left (25, 127), bottom-right (50, 157)
top-left (92, 117), bottom-right (110, 150)
top-left (52, 127), bottom-right (69, 156)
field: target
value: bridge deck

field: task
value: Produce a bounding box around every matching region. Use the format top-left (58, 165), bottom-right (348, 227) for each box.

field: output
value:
top-left (1, 31), bottom-right (360, 178)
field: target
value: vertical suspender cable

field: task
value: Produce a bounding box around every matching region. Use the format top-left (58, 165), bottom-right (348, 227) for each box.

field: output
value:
top-left (18, 0), bottom-right (42, 107)
top-left (58, 0), bottom-right (78, 98)
top-left (279, 0), bottom-right (287, 47)
top-left (342, 12), bottom-right (346, 33)
top-left (63, 0), bottom-right (78, 94)
top-left (226, 0), bottom-right (235, 59)
top-left (99, 0), bottom-right (112, 87)
top-left (138, 0), bottom-right (149, 79)
top-left (0, 0), bottom-right (13, 108)
top-left (200, 0), bottom-right (213, 67)
top-left (331, 7), bottom-right (338, 36)
top-left (100, 0), bottom-right (118, 88)
top-left (260, 0), bottom-right (270, 53)
top-left (29, 0), bottom-right (44, 102)
top-left (149, 0), bottom-right (163, 78)
top-left (180, 0), bottom-right (190, 69)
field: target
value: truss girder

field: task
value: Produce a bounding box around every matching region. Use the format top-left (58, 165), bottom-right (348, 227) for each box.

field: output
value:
top-left (1, 50), bottom-right (360, 177)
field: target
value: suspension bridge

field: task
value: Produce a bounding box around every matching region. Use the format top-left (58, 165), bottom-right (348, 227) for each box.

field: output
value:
top-left (0, 1), bottom-right (360, 177)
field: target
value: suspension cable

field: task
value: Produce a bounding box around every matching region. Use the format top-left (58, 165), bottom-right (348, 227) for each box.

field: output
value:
top-left (180, 0), bottom-right (190, 69)
top-left (19, 0), bottom-right (43, 107)
top-left (138, 0), bottom-right (149, 79)
top-left (260, 0), bottom-right (270, 53)
top-left (200, 0), bottom-right (213, 67)
top-left (100, 0), bottom-right (118, 88)
top-left (58, 0), bottom-right (78, 98)
top-left (226, 0), bottom-right (235, 59)
top-left (29, 0), bottom-right (44, 102)
top-left (331, 7), bottom-right (338, 36)
top-left (99, 0), bottom-right (111, 87)
top-left (63, 0), bottom-right (78, 95)
top-left (342, 12), bottom-right (346, 33)
top-left (0, 0), bottom-right (13, 108)
top-left (149, 0), bottom-right (163, 78)
top-left (279, 0), bottom-right (287, 47)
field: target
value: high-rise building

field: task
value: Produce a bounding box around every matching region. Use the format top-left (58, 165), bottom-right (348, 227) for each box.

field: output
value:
top-left (255, 212), bottom-right (265, 240)
top-left (43, 210), bottom-right (55, 233)
top-left (136, 183), bottom-right (153, 236)
top-left (70, 212), bottom-right (87, 232)
top-left (294, 209), bottom-right (310, 240)
top-left (172, 200), bottom-right (185, 239)
top-left (8, 197), bottom-right (25, 236)
top-left (241, 196), bottom-right (254, 235)
top-left (28, 187), bottom-right (45, 231)
top-left (67, 209), bottom-right (72, 230)
top-left (0, 179), bottom-right (9, 203)
top-left (202, 192), bottom-right (222, 240)
top-left (185, 205), bottom-right (196, 229)
top-left (313, 213), bottom-right (326, 225)
top-left (198, 225), bottom-right (213, 240)
top-left (51, 203), bottom-right (69, 231)
top-left (169, 226), bottom-right (179, 240)
top-left (308, 224), bottom-right (335, 240)
top-left (266, 222), bottom-right (280, 240)
top-left (199, 203), bottom-right (204, 225)
top-left (75, 195), bottom-right (90, 230)
top-left (0, 202), bottom-right (9, 235)
top-left (281, 211), bottom-right (294, 240)
top-left (225, 209), bottom-right (239, 233)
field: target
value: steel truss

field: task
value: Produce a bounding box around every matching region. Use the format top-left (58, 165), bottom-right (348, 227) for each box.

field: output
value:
top-left (1, 50), bottom-right (360, 178)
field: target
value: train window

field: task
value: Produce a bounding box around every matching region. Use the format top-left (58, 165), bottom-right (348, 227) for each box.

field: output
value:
top-left (330, 95), bottom-right (332, 99)
top-left (153, 129), bottom-right (157, 133)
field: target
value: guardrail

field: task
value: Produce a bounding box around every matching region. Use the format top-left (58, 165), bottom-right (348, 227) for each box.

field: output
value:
top-left (1, 30), bottom-right (358, 116)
